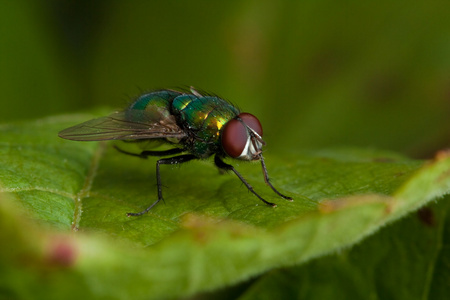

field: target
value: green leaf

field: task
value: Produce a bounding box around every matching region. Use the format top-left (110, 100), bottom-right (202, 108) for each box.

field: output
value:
top-left (0, 115), bottom-right (449, 299)
top-left (237, 199), bottom-right (450, 300)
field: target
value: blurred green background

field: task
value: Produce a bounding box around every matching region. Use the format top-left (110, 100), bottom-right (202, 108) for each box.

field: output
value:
top-left (1, 0), bottom-right (449, 158)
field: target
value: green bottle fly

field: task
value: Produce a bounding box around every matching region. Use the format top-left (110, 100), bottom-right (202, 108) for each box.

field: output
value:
top-left (59, 87), bottom-right (292, 216)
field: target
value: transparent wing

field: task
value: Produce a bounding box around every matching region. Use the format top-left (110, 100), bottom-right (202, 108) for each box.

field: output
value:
top-left (58, 110), bottom-right (187, 141)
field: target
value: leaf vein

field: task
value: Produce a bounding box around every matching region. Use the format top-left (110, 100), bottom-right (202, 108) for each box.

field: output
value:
top-left (422, 206), bottom-right (447, 300)
top-left (0, 186), bottom-right (74, 199)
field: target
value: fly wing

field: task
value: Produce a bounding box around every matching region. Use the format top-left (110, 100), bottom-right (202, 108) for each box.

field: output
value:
top-left (58, 110), bottom-right (187, 141)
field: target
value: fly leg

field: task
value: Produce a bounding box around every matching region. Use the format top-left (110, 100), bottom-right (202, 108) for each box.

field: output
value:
top-left (127, 154), bottom-right (197, 217)
top-left (113, 145), bottom-right (183, 158)
top-left (214, 155), bottom-right (276, 207)
top-left (259, 154), bottom-right (293, 201)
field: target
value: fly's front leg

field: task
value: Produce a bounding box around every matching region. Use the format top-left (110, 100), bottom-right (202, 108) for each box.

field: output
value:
top-left (259, 154), bottom-right (293, 201)
top-left (127, 154), bottom-right (197, 217)
top-left (214, 155), bottom-right (276, 207)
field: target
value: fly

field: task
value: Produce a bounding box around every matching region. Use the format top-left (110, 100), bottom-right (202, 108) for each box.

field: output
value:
top-left (58, 87), bottom-right (292, 216)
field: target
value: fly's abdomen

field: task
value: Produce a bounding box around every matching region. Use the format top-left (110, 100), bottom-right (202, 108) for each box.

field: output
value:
top-left (126, 90), bottom-right (182, 122)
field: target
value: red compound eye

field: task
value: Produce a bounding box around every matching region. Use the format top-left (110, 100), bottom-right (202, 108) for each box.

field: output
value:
top-left (221, 118), bottom-right (247, 158)
top-left (221, 113), bottom-right (263, 158)
top-left (239, 113), bottom-right (263, 137)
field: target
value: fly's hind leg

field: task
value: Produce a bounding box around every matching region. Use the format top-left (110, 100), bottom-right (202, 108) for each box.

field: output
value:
top-left (113, 144), bottom-right (184, 158)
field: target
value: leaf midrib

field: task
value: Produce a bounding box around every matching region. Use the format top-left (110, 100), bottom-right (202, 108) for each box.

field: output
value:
top-left (72, 142), bottom-right (106, 231)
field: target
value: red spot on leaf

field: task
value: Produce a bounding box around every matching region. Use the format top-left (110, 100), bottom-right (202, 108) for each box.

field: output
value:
top-left (47, 237), bottom-right (77, 267)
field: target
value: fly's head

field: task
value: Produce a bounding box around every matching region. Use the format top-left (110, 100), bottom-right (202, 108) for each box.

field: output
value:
top-left (221, 112), bottom-right (265, 161)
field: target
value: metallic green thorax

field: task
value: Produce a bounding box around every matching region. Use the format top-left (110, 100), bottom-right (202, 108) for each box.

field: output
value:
top-left (127, 90), bottom-right (240, 158)
top-left (173, 95), bottom-right (240, 157)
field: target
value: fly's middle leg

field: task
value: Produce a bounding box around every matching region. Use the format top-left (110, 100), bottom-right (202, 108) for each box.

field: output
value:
top-left (127, 154), bottom-right (197, 216)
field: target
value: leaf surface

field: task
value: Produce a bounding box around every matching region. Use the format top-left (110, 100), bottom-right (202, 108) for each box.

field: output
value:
top-left (0, 115), bottom-right (449, 299)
